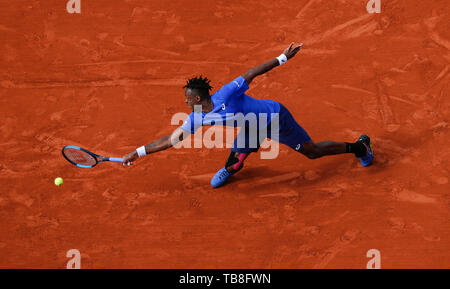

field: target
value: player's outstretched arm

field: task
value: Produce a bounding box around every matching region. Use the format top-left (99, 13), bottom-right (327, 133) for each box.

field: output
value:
top-left (122, 127), bottom-right (185, 165)
top-left (242, 42), bottom-right (303, 84)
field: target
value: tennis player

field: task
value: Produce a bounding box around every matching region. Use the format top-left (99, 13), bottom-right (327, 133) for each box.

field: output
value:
top-left (123, 42), bottom-right (373, 188)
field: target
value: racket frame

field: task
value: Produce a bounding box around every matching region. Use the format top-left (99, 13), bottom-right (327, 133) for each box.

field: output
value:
top-left (62, 145), bottom-right (117, 168)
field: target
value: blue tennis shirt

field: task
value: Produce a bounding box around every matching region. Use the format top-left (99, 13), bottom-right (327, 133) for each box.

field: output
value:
top-left (180, 76), bottom-right (281, 134)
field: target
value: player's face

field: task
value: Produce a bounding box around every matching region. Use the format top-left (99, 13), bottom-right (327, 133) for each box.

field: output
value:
top-left (185, 88), bottom-right (200, 110)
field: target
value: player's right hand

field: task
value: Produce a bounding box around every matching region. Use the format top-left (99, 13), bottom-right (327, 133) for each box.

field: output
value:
top-left (122, 151), bottom-right (138, 166)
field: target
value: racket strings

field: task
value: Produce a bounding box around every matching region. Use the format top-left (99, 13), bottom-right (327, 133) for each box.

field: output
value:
top-left (63, 148), bottom-right (96, 166)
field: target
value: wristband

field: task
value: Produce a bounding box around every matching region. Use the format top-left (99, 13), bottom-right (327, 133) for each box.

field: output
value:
top-left (136, 146), bottom-right (147, 157)
top-left (276, 54), bottom-right (287, 65)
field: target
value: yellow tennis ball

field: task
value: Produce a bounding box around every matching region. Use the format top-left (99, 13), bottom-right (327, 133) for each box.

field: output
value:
top-left (54, 177), bottom-right (63, 186)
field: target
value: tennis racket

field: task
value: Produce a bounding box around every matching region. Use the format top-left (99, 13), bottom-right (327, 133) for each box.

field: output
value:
top-left (62, 145), bottom-right (128, 168)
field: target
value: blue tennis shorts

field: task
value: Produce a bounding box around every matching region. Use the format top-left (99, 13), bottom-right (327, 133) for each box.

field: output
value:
top-left (232, 103), bottom-right (312, 153)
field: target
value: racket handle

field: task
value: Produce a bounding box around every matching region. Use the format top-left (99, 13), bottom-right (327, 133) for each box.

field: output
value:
top-left (109, 157), bottom-right (124, 163)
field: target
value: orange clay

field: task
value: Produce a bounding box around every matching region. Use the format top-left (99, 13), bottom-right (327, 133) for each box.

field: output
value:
top-left (0, 0), bottom-right (449, 268)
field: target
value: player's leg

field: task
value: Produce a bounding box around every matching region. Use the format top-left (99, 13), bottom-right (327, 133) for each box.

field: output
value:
top-left (299, 136), bottom-right (373, 166)
top-left (301, 140), bottom-right (361, 159)
top-left (225, 151), bottom-right (249, 173)
top-left (210, 125), bottom-right (258, 188)
top-left (277, 103), bottom-right (373, 165)
top-left (210, 151), bottom-right (250, 188)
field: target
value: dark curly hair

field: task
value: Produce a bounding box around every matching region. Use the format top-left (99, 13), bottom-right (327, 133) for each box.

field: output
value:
top-left (183, 75), bottom-right (213, 100)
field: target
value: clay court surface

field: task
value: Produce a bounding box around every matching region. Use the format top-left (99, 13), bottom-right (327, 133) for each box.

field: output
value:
top-left (0, 0), bottom-right (449, 268)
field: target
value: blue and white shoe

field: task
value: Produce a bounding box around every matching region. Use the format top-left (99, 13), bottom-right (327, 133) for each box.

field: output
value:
top-left (357, 134), bottom-right (373, 167)
top-left (211, 167), bottom-right (232, 188)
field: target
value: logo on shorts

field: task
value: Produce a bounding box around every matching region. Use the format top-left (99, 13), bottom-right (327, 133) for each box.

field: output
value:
top-left (221, 103), bottom-right (226, 110)
top-left (295, 144), bottom-right (301, 151)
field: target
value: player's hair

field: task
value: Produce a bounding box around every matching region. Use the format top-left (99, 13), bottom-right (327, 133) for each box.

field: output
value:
top-left (183, 75), bottom-right (213, 100)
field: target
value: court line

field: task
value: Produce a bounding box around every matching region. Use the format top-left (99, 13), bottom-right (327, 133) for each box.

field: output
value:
top-left (2, 79), bottom-right (186, 89)
top-left (58, 59), bottom-right (245, 67)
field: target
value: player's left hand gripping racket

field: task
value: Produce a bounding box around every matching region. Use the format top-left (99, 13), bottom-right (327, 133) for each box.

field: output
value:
top-left (62, 146), bottom-right (127, 168)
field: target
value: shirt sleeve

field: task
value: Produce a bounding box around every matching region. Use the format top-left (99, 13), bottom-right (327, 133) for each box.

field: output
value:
top-left (220, 76), bottom-right (249, 98)
top-left (179, 112), bottom-right (202, 134)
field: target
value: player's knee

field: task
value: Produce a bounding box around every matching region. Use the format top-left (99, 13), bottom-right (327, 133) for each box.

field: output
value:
top-left (301, 143), bottom-right (321, 159)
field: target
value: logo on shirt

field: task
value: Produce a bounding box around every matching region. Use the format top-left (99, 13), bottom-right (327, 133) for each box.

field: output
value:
top-left (295, 144), bottom-right (301, 151)
top-left (233, 81), bottom-right (240, 87)
top-left (221, 103), bottom-right (226, 110)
